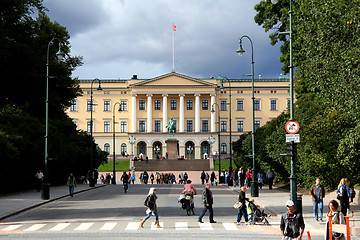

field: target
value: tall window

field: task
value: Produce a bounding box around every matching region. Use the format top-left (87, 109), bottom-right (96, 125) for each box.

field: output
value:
top-left (221, 143), bottom-right (227, 154)
top-left (120, 100), bottom-right (127, 111)
top-left (154, 100), bottom-right (161, 110)
top-left (221, 120), bottom-right (227, 132)
top-left (287, 99), bottom-right (290, 110)
top-left (121, 143), bottom-right (127, 155)
top-left (87, 121), bottom-right (93, 132)
top-left (139, 100), bottom-right (146, 110)
top-left (237, 100), bottom-right (244, 111)
top-left (186, 100), bottom-right (193, 110)
top-left (104, 121), bottom-right (110, 133)
top-left (139, 120), bottom-right (146, 132)
top-left (87, 100), bottom-right (93, 112)
top-left (186, 120), bottom-right (193, 132)
top-left (255, 120), bottom-right (261, 131)
top-left (154, 120), bottom-right (161, 132)
top-left (170, 100), bottom-right (177, 110)
top-left (270, 99), bottom-right (277, 111)
top-left (237, 120), bottom-right (244, 132)
top-left (104, 143), bottom-right (110, 154)
top-left (202, 100), bottom-right (209, 110)
top-left (254, 99), bottom-right (261, 111)
top-left (104, 100), bottom-right (111, 111)
top-left (220, 100), bottom-right (227, 111)
top-left (70, 100), bottom-right (77, 111)
top-left (202, 120), bottom-right (209, 132)
top-left (120, 121), bottom-right (127, 133)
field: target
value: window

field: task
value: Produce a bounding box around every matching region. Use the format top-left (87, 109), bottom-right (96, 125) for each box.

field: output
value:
top-left (287, 99), bottom-right (290, 110)
top-left (237, 120), bottom-right (244, 132)
top-left (202, 120), bottom-right (209, 132)
top-left (104, 143), bottom-right (110, 154)
top-left (221, 143), bottom-right (227, 154)
top-left (237, 100), bottom-right (244, 111)
top-left (104, 121), bottom-right (110, 133)
top-left (254, 100), bottom-right (261, 111)
top-left (220, 100), bottom-right (227, 111)
top-left (270, 99), bottom-right (277, 111)
top-left (186, 120), bottom-right (193, 132)
top-left (139, 100), bottom-right (146, 110)
top-left (121, 144), bottom-right (127, 155)
top-left (221, 120), bottom-right (227, 132)
top-left (139, 120), bottom-right (146, 132)
top-left (255, 120), bottom-right (261, 131)
top-left (104, 100), bottom-right (110, 111)
top-left (120, 100), bottom-right (127, 111)
top-left (154, 120), bottom-right (161, 132)
top-left (120, 121), bottom-right (127, 133)
top-left (87, 121), bottom-right (93, 133)
top-left (70, 100), bottom-right (77, 111)
top-left (186, 100), bottom-right (193, 110)
top-left (202, 100), bottom-right (209, 110)
top-left (87, 100), bottom-right (93, 112)
top-left (170, 100), bottom-right (177, 110)
top-left (154, 100), bottom-right (161, 110)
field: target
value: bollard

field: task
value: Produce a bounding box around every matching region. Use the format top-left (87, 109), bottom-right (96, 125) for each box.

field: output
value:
top-left (41, 183), bottom-right (50, 200)
top-left (296, 194), bottom-right (303, 214)
top-left (307, 231), bottom-right (311, 240)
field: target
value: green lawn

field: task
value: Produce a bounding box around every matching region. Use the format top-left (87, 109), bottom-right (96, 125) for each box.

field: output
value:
top-left (97, 160), bottom-right (130, 172)
top-left (213, 159), bottom-right (236, 171)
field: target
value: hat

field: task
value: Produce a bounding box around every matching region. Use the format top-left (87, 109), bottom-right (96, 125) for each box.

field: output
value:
top-left (286, 200), bottom-right (294, 207)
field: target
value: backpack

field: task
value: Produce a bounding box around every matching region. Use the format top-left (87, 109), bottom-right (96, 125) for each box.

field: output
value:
top-left (144, 195), bottom-right (150, 207)
top-left (349, 187), bottom-right (356, 202)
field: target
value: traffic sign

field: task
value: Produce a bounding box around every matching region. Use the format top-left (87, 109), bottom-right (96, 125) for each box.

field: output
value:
top-left (286, 134), bottom-right (300, 143)
top-left (285, 120), bottom-right (300, 134)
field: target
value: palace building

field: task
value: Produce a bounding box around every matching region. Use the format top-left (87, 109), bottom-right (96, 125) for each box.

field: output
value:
top-left (66, 72), bottom-right (290, 160)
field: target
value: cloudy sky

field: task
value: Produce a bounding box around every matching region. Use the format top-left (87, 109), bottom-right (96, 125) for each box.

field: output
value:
top-left (43, 0), bottom-right (284, 80)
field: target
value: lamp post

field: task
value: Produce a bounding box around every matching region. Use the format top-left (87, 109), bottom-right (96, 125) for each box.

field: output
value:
top-left (271, 0), bottom-right (297, 207)
top-left (128, 135), bottom-right (136, 156)
top-left (211, 103), bottom-right (221, 180)
top-left (219, 76), bottom-right (233, 186)
top-left (207, 135), bottom-right (216, 160)
top-left (89, 78), bottom-right (102, 187)
top-left (237, 35), bottom-right (259, 197)
top-left (112, 102), bottom-right (122, 185)
top-left (42, 38), bottom-right (65, 200)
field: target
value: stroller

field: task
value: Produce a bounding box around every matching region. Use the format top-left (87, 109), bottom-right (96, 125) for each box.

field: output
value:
top-left (248, 201), bottom-right (270, 225)
top-left (178, 193), bottom-right (195, 216)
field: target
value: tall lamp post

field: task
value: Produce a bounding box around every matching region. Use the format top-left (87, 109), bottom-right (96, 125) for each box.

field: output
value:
top-left (271, 0), bottom-right (297, 207)
top-left (129, 135), bottom-right (136, 156)
top-left (207, 135), bottom-right (216, 160)
top-left (42, 38), bottom-right (65, 200)
top-left (89, 78), bottom-right (102, 187)
top-left (211, 103), bottom-right (221, 181)
top-left (219, 76), bottom-right (233, 186)
top-left (237, 35), bottom-right (259, 197)
top-left (112, 102), bottom-right (122, 185)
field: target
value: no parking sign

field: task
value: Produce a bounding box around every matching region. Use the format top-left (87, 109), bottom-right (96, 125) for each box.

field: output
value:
top-left (285, 120), bottom-right (300, 134)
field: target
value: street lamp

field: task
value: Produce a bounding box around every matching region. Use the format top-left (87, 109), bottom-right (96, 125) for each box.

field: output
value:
top-left (112, 102), bottom-right (122, 185)
top-left (128, 135), bottom-right (136, 156)
top-left (211, 103), bottom-right (221, 182)
top-left (42, 38), bottom-right (65, 200)
top-left (207, 135), bottom-right (215, 159)
top-left (237, 35), bottom-right (259, 197)
top-left (271, 0), bottom-right (297, 207)
top-left (89, 78), bottom-right (102, 187)
top-left (219, 76), bottom-right (233, 186)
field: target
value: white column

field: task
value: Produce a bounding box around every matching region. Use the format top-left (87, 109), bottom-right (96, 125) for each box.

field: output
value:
top-left (211, 93), bottom-right (216, 133)
top-left (195, 93), bottom-right (200, 133)
top-left (179, 94), bottom-right (185, 133)
top-left (162, 94), bottom-right (168, 132)
top-left (131, 94), bottom-right (137, 133)
top-left (147, 94), bottom-right (152, 133)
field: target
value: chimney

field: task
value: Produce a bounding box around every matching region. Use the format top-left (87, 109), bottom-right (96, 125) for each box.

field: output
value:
top-left (132, 75), bottom-right (137, 79)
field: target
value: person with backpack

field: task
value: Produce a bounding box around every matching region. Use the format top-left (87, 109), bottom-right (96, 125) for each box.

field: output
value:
top-left (140, 187), bottom-right (162, 228)
top-left (336, 178), bottom-right (352, 216)
top-left (325, 200), bottom-right (345, 240)
top-left (280, 200), bottom-right (305, 240)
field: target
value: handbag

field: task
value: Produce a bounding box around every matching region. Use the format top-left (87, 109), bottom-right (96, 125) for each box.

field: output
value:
top-left (233, 201), bottom-right (242, 210)
top-left (337, 194), bottom-right (341, 200)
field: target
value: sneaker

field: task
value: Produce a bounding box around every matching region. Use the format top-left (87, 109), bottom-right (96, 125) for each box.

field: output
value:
top-left (245, 222), bottom-right (250, 225)
top-left (198, 220), bottom-right (204, 223)
top-left (236, 222), bottom-right (242, 225)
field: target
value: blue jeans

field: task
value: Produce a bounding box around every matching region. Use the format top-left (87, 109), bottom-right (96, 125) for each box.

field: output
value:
top-left (144, 210), bottom-right (159, 221)
top-left (313, 199), bottom-right (323, 220)
top-left (198, 205), bottom-right (214, 222)
top-left (237, 208), bottom-right (248, 222)
top-left (69, 186), bottom-right (74, 197)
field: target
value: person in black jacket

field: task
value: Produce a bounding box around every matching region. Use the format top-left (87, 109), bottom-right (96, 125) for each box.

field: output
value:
top-left (237, 186), bottom-right (249, 224)
top-left (140, 187), bottom-right (162, 228)
top-left (280, 200), bottom-right (305, 240)
top-left (198, 183), bottom-right (216, 223)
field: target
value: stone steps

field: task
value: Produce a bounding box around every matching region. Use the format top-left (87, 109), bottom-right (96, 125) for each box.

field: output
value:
top-left (134, 159), bottom-right (210, 171)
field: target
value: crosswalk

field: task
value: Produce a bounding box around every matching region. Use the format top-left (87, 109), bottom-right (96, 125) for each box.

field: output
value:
top-left (0, 221), bottom-right (279, 233)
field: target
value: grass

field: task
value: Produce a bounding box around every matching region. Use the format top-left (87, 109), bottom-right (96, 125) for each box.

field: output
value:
top-left (97, 160), bottom-right (130, 172)
top-left (213, 159), bottom-right (236, 171)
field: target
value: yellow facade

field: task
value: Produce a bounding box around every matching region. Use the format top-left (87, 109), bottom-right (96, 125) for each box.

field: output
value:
top-left (66, 72), bottom-right (289, 160)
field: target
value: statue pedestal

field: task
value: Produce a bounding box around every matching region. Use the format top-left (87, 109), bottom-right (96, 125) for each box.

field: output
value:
top-left (165, 139), bottom-right (178, 159)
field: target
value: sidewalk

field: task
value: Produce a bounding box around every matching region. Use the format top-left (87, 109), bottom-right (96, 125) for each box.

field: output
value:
top-left (0, 183), bottom-right (105, 221)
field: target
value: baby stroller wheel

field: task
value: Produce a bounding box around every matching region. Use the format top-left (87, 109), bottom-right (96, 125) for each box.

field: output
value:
top-left (263, 218), bottom-right (269, 225)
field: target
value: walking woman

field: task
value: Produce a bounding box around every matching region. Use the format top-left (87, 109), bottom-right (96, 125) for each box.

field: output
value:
top-left (325, 200), bottom-right (345, 240)
top-left (140, 187), bottom-right (162, 228)
top-left (237, 186), bottom-right (249, 224)
top-left (336, 178), bottom-right (352, 216)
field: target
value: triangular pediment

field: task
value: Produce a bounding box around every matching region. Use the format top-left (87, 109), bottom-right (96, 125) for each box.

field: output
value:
top-left (131, 72), bottom-right (217, 87)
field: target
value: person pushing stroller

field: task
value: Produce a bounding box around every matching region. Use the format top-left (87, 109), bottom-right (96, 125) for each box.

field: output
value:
top-left (247, 198), bottom-right (271, 225)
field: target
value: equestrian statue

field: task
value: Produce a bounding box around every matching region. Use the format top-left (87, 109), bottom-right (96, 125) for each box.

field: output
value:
top-left (165, 117), bottom-right (176, 139)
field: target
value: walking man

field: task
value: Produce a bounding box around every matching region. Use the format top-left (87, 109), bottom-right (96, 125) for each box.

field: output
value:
top-left (35, 169), bottom-right (44, 192)
top-left (309, 178), bottom-right (325, 221)
top-left (198, 183), bottom-right (216, 223)
top-left (280, 200), bottom-right (305, 240)
top-left (67, 172), bottom-right (77, 197)
top-left (266, 167), bottom-right (275, 189)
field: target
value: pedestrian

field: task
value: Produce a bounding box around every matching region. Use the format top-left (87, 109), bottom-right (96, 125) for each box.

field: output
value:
top-left (246, 168), bottom-right (252, 188)
top-left (150, 173), bottom-right (154, 184)
top-left (336, 178), bottom-right (352, 216)
top-left (201, 171), bottom-right (206, 184)
top-left (67, 172), bottom-right (77, 197)
top-left (266, 167), bottom-right (275, 189)
top-left (257, 169), bottom-right (264, 189)
top-left (131, 174), bottom-right (135, 184)
top-left (280, 200), bottom-right (305, 240)
top-left (309, 178), bottom-right (325, 221)
top-left (325, 200), bottom-right (345, 240)
top-left (140, 187), bottom-right (162, 228)
top-left (198, 183), bottom-right (216, 223)
top-left (210, 171), bottom-right (216, 186)
top-left (236, 187), bottom-right (249, 224)
top-left (206, 172), bottom-right (209, 183)
top-left (233, 169), bottom-right (239, 187)
top-left (184, 172), bottom-right (188, 182)
top-left (35, 169), bottom-right (44, 192)
top-left (239, 168), bottom-right (246, 187)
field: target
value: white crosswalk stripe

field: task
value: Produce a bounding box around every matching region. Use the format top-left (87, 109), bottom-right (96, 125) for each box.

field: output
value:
top-left (100, 222), bottom-right (117, 231)
top-left (74, 223), bottom-right (94, 231)
top-left (125, 222), bottom-right (139, 230)
top-left (49, 223), bottom-right (70, 231)
top-left (222, 222), bottom-right (238, 231)
top-left (1, 225), bottom-right (22, 231)
top-left (199, 222), bottom-right (213, 230)
top-left (175, 222), bottom-right (188, 230)
top-left (23, 224), bottom-right (46, 232)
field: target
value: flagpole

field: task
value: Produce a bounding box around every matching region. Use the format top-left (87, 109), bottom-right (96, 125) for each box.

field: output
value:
top-left (172, 24), bottom-right (175, 72)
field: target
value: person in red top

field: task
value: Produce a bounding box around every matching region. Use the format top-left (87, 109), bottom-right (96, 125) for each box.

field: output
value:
top-left (182, 180), bottom-right (197, 196)
top-left (246, 168), bottom-right (253, 188)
